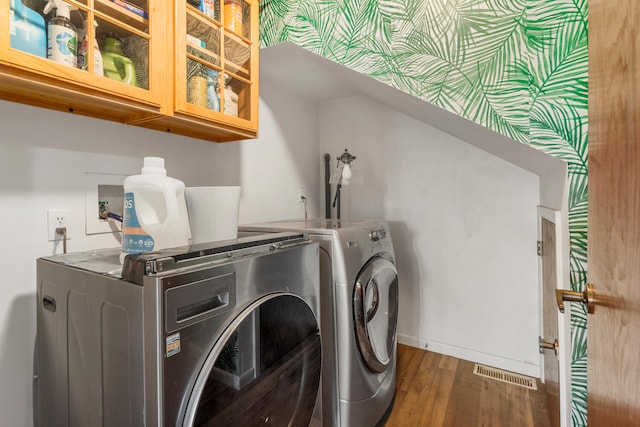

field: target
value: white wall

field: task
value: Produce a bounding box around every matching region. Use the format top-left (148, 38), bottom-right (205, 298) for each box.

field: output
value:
top-left (0, 78), bottom-right (319, 427)
top-left (220, 78), bottom-right (321, 223)
top-left (320, 95), bottom-right (542, 376)
top-left (0, 73), bottom-right (545, 425)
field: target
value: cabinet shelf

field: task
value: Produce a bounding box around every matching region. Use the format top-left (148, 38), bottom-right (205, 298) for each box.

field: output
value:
top-left (224, 60), bottom-right (249, 79)
top-left (223, 28), bottom-right (250, 45)
top-left (95, 13), bottom-right (150, 40)
top-left (187, 4), bottom-right (221, 27)
top-left (186, 44), bottom-right (221, 68)
top-left (95, 0), bottom-right (149, 33)
top-left (0, 64), bottom-right (159, 121)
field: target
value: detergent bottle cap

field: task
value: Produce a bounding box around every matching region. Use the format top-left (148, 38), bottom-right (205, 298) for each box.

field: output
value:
top-left (142, 157), bottom-right (167, 174)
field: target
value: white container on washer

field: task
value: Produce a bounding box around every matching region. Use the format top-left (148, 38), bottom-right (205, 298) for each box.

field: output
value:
top-left (185, 186), bottom-right (241, 244)
top-left (120, 157), bottom-right (191, 263)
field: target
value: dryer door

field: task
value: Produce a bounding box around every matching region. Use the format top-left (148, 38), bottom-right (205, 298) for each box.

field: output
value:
top-left (353, 255), bottom-right (399, 373)
top-left (181, 293), bottom-right (322, 427)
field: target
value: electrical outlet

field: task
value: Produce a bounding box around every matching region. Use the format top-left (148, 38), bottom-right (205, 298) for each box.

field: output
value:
top-left (48, 209), bottom-right (71, 241)
top-left (298, 187), bottom-right (307, 203)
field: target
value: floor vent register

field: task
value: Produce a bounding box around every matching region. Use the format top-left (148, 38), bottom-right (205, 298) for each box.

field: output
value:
top-left (472, 364), bottom-right (537, 390)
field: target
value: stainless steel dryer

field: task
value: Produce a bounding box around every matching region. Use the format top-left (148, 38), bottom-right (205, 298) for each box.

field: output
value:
top-left (239, 220), bottom-right (399, 427)
top-left (35, 233), bottom-right (322, 426)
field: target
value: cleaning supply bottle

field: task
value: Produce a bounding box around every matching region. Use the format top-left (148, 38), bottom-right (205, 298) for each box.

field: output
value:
top-left (44, 0), bottom-right (77, 67)
top-left (78, 20), bottom-right (103, 76)
top-left (206, 70), bottom-right (220, 111)
top-left (224, 83), bottom-right (238, 117)
top-left (9, 0), bottom-right (46, 57)
top-left (188, 71), bottom-right (208, 107)
top-left (199, 0), bottom-right (216, 19)
top-left (102, 37), bottom-right (137, 86)
top-left (120, 157), bottom-right (191, 263)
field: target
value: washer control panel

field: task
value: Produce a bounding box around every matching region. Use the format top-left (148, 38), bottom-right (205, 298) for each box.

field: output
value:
top-left (367, 227), bottom-right (393, 255)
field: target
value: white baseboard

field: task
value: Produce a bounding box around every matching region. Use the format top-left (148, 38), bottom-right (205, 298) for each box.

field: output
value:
top-left (397, 333), bottom-right (540, 378)
top-left (397, 333), bottom-right (422, 348)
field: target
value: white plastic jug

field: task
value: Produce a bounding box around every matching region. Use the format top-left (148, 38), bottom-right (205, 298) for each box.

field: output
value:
top-left (185, 186), bottom-right (241, 244)
top-left (120, 157), bottom-right (191, 263)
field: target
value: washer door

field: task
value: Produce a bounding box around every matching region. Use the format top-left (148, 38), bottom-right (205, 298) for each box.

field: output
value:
top-left (353, 255), bottom-right (399, 373)
top-left (181, 293), bottom-right (321, 427)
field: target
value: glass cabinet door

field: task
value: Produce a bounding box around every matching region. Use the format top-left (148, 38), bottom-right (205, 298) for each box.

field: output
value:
top-left (177, 0), bottom-right (256, 125)
top-left (184, 4), bottom-right (221, 111)
top-left (93, 0), bottom-right (150, 88)
top-left (5, 0), bottom-right (163, 105)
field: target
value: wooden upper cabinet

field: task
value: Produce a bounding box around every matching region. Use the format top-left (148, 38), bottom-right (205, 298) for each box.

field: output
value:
top-left (0, 0), bottom-right (258, 142)
top-left (136, 0), bottom-right (259, 141)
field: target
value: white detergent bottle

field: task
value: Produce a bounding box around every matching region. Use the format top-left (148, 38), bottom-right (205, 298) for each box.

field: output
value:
top-left (120, 157), bottom-right (191, 264)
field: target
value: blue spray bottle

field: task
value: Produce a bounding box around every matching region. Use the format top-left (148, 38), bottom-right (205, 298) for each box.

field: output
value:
top-left (206, 70), bottom-right (220, 112)
top-left (9, 0), bottom-right (46, 58)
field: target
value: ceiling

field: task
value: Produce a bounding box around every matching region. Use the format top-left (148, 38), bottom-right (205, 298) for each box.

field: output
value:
top-left (260, 42), bottom-right (568, 209)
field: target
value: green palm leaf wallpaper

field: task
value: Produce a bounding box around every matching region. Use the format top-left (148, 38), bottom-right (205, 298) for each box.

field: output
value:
top-left (260, 0), bottom-right (588, 424)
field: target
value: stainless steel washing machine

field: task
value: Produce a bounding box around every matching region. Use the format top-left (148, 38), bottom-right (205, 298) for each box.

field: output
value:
top-left (239, 220), bottom-right (399, 427)
top-left (35, 233), bottom-right (323, 426)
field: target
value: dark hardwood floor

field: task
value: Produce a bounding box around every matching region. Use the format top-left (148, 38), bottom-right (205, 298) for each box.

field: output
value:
top-left (385, 344), bottom-right (552, 427)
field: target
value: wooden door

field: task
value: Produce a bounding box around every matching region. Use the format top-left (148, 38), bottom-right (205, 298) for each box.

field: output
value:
top-left (587, 0), bottom-right (640, 424)
top-left (540, 217), bottom-right (560, 427)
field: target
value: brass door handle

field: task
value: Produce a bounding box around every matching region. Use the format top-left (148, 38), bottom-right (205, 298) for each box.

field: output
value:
top-left (555, 283), bottom-right (595, 314)
top-left (538, 337), bottom-right (559, 356)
